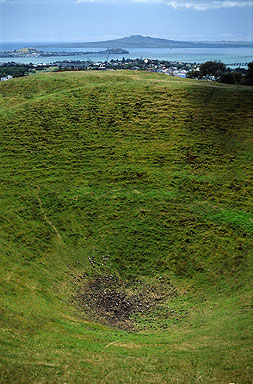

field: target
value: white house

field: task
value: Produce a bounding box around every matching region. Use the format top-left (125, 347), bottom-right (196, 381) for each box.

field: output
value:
top-left (1, 75), bottom-right (13, 82)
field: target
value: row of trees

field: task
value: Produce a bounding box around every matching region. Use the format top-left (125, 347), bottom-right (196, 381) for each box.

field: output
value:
top-left (0, 62), bottom-right (34, 78)
top-left (187, 61), bottom-right (253, 85)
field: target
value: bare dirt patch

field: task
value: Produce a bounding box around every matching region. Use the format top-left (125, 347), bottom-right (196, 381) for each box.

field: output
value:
top-left (75, 274), bottom-right (178, 330)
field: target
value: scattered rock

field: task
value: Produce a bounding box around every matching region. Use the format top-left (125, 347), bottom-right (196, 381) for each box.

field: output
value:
top-left (75, 274), bottom-right (177, 330)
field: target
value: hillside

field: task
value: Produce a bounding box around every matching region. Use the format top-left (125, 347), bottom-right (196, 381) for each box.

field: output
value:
top-left (41, 34), bottom-right (253, 49)
top-left (0, 71), bottom-right (252, 383)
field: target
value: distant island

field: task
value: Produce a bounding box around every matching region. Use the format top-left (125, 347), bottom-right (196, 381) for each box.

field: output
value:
top-left (40, 34), bottom-right (253, 49)
top-left (0, 47), bottom-right (129, 58)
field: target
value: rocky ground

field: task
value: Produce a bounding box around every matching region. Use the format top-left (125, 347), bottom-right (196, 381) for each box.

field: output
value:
top-left (75, 272), bottom-right (178, 330)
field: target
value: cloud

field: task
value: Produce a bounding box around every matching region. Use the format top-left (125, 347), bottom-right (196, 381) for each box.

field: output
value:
top-left (76, 0), bottom-right (253, 10)
top-left (1, 0), bottom-right (252, 10)
top-left (163, 1), bottom-right (253, 10)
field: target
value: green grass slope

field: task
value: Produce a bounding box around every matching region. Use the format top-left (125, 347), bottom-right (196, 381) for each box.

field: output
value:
top-left (0, 71), bottom-right (252, 383)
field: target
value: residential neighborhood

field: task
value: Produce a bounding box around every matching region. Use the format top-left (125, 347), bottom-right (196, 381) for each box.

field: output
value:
top-left (0, 57), bottom-right (250, 85)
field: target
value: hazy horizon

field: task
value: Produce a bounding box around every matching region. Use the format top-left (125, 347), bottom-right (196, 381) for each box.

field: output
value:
top-left (0, 34), bottom-right (253, 44)
top-left (0, 0), bottom-right (252, 43)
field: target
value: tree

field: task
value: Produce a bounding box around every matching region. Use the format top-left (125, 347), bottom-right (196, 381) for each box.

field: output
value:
top-left (245, 62), bottom-right (253, 86)
top-left (0, 63), bottom-right (32, 78)
top-left (220, 72), bottom-right (242, 85)
top-left (186, 70), bottom-right (203, 79)
top-left (200, 61), bottom-right (226, 81)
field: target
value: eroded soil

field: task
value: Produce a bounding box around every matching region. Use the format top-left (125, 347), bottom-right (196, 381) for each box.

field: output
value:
top-left (75, 274), bottom-right (178, 330)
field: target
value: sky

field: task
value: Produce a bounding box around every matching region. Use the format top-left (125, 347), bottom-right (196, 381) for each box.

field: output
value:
top-left (0, 0), bottom-right (252, 43)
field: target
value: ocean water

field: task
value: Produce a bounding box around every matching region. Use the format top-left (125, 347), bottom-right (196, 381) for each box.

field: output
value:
top-left (0, 42), bottom-right (252, 67)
